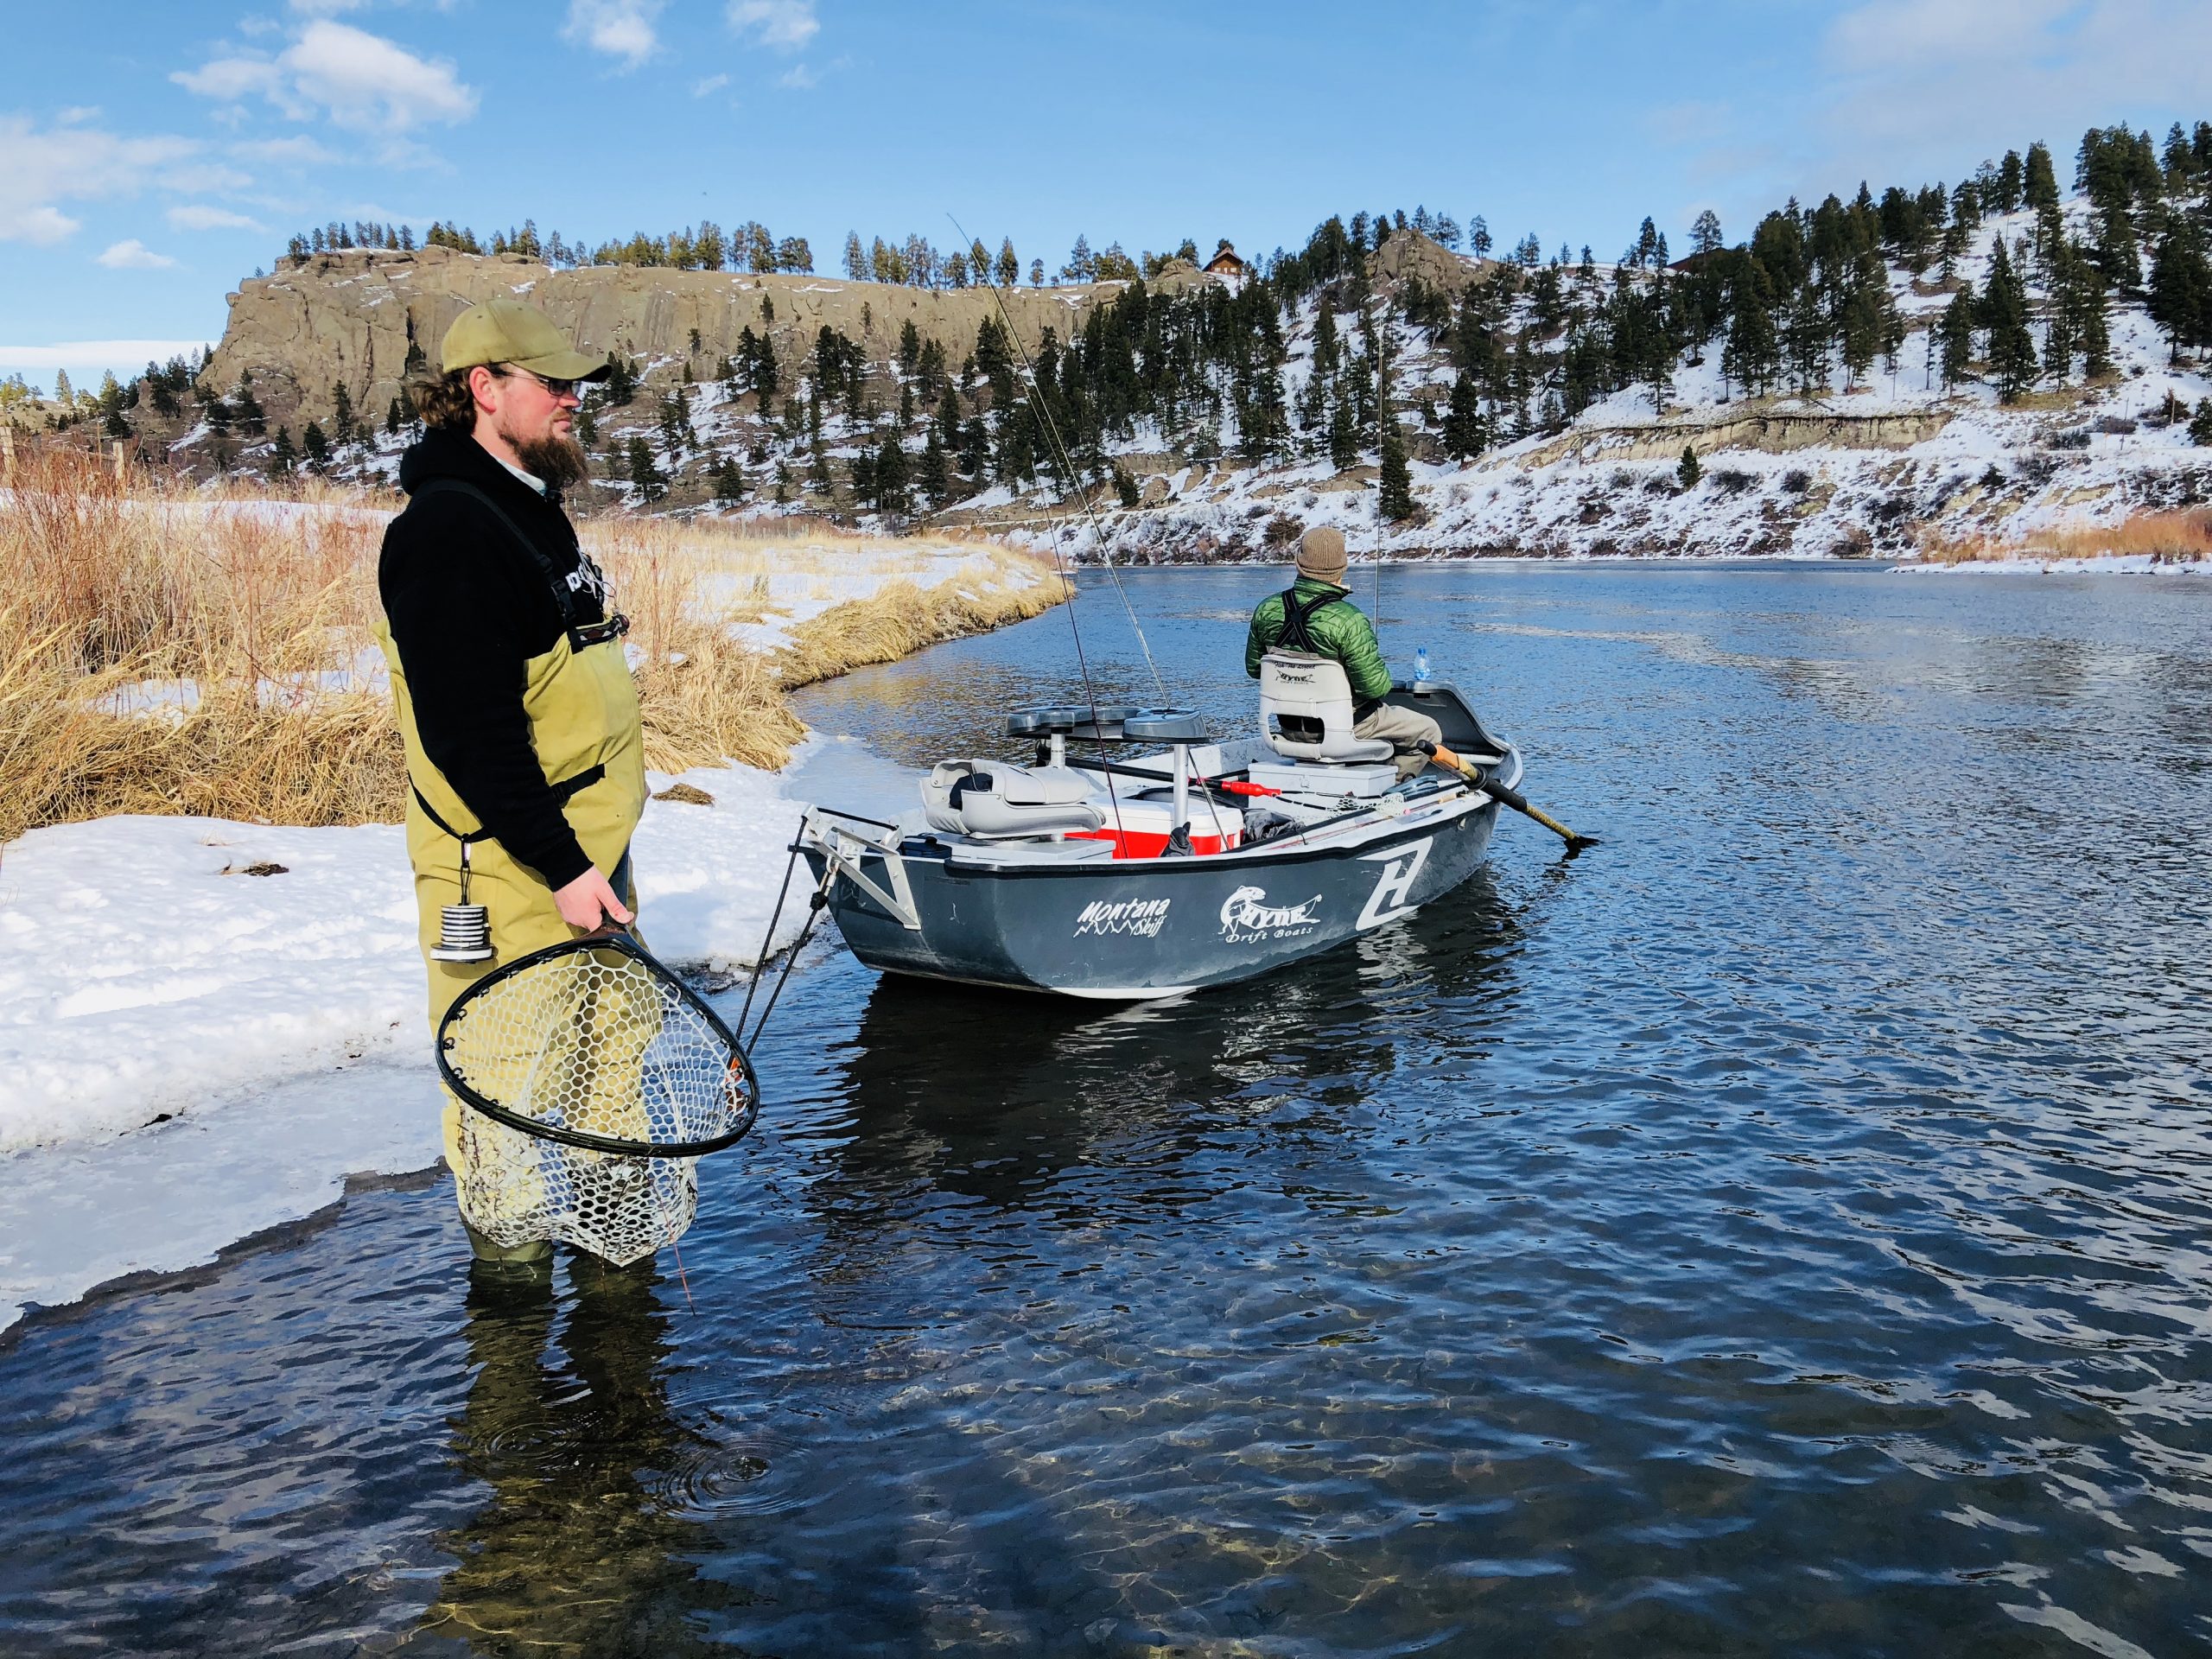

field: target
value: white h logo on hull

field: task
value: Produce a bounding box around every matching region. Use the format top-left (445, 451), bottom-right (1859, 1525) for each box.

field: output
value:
top-left (1357, 836), bottom-right (1433, 931)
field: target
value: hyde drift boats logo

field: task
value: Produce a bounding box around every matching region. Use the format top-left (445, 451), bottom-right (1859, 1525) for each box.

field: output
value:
top-left (1075, 897), bottom-right (1172, 938)
top-left (1219, 886), bottom-right (1323, 944)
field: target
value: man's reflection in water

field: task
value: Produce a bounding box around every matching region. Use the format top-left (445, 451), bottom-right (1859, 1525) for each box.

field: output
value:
top-left (414, 1258), bottom-right (738, 1656)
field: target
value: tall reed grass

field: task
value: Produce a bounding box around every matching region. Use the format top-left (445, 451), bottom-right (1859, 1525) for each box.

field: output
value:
top-left (1917, 507), bottom-right (2212, 564)
top-left (0, 447), bottom-right (1064, 843)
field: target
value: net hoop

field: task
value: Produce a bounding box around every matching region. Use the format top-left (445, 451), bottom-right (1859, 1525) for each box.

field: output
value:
top-left (435, 931), bottom-right (760, 1160)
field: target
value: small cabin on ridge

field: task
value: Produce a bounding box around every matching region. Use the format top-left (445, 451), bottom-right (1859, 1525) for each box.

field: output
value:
top-left (1205, 241), bottom-right (1252, 284)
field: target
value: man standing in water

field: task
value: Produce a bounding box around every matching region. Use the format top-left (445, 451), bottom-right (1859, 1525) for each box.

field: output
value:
top-left (377, 298), bottom-right (640, 1275)
top-left (1245, 525), bottom-right (1446, 780)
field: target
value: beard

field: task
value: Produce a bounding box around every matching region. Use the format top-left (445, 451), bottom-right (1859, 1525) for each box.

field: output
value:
top-left (510, 429), bottom-right (589, 489)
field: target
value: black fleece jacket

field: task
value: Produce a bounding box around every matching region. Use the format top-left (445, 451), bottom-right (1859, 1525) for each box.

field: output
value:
top-left (378, 430), bottom-right (610, 889)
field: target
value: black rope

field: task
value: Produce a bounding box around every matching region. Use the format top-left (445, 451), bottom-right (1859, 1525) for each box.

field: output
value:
top-left (735, 820), bottom-right (804, 1039)
top-left (745, 868), bottom-right (835, 1056)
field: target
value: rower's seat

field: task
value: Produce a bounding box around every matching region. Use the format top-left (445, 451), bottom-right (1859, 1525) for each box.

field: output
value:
top-left (1258, 651), bottom-right (1394, 764)
top-left (921, 760), bottom-right (1104, 839)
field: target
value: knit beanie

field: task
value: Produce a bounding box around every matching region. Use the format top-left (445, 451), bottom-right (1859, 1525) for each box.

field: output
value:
top-left (1294, 526), bottom-right (1348, 585)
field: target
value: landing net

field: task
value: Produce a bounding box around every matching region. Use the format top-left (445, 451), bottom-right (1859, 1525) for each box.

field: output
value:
top-left (436, 932), bottom-right (759, 1266)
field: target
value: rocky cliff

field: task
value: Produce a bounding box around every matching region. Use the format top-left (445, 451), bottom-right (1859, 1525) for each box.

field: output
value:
top-left (202, 243), bottom-right (1171, 422)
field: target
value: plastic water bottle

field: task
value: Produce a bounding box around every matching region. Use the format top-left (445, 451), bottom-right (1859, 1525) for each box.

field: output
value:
top-left (1413, 646), bottom-right (1431, 687)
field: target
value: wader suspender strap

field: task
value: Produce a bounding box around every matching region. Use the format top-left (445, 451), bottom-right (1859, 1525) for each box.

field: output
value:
top-left (1276, 586), bottom-right (1338, 653)
top-left (1276, 587), bottom-right (1381, 720)
top-left (400, 478), bottom-right (611, 849)
top-left (410, 766), bottom-right (607, 846)
top-left (409, 478), bottom-right (615, 640)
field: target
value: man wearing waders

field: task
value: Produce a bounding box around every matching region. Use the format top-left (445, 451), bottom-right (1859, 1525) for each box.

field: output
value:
top-left (377, 299), bottom-right (639, 1274)
top-left (1245, 526), bottom-right (1448, 781)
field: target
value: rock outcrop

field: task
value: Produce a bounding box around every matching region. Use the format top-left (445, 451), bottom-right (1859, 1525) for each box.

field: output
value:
top-left (202, 245), bottom-right (1140, 419)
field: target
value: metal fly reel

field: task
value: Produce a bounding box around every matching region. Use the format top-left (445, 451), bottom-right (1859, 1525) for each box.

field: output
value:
top-left (431, 837), bottom-right (495, 963)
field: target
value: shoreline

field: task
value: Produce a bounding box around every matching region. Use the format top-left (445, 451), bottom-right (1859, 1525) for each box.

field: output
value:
top-left (0, 547), bottom-right (1064, 1332)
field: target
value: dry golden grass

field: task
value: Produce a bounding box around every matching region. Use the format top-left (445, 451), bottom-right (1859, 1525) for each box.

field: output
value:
top-left (0, 445), bottom-right (1062, 842)
top-left (1917, 506), bottom-right (2212, 564)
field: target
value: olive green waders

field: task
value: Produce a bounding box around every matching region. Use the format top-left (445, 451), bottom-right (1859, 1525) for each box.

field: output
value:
top-left (377, 620), bottom-right (650, 1262)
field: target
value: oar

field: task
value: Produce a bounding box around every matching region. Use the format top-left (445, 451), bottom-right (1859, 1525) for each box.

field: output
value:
top-left (1428, 745), bottom-right (1598, 855)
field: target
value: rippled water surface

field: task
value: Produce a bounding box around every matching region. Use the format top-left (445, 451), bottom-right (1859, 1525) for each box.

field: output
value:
top-left (4, 563), bottom-right (2209, 1656)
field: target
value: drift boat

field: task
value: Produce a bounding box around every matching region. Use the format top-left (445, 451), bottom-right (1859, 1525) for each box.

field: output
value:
top-left (795, 652), bottom-right (1522, 1000)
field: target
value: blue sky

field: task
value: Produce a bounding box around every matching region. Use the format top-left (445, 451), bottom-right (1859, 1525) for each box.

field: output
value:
top-left (3, 0), bottom-right (2209, 389)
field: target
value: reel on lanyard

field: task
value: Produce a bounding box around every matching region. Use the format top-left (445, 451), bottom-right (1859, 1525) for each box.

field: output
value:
top-left (431, 837), bottom-right (495, 963)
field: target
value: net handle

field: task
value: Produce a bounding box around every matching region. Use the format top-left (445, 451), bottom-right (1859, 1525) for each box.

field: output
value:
top-left (435, 931), bottom-right (761, 1160)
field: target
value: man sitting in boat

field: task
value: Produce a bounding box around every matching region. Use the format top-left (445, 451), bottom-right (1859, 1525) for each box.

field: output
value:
top-left (1244, 526), bottom-right (1440, 780)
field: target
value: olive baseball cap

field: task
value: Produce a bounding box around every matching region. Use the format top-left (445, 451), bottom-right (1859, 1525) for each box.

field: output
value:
top-left (439, 298), bottom-right (610, 381)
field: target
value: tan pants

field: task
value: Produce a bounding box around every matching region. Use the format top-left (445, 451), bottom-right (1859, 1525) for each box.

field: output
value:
top-left (1354, 702), bottom-right (1444, 779)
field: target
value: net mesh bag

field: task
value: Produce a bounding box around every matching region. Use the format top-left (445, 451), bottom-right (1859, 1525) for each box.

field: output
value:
top-left (437, 935), bottom-right (758, 1266)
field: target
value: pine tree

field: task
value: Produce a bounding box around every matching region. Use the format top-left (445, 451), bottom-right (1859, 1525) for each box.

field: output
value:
top-left (2148, 210), bottom-right (2212, 363)
top-left (1690, 209), bottom-right (1725, 256)
top-left (1440, 370), bottom-right (1487, 459)
top-left (386, 397), bottom-right (403, 436)
top-left (330, 381), bottom-right (354, 444)
top-left (1980, 239), bottom-right (2038, 400)
top-left (2043, 245), bottom-right (2078, 385)
top-left (2080, 264), bottom-right (2113, 379)
top-left (2190, 398), bottom-right (2212, 447)
top-left (1328, 394), bottom-right (1358, 471)
top-left (269, 424), bottom-right (297, 474)
top-left (2024, 142), bottom-right (2060, 211)
top-left (996, 238), bottom-right (1019, 289)
top-left (604, 354), bottom-right (636, 406)
top-left (1939, 285), bottom-right (1978, 389)
top-left (233, 375), bottom-right (265, 435)
top-left (1722, 265), bottom-right (1779, 396)
top-left (713, 454), bottom-right (747, 505)
top-left (53, 368), bottom-right (73, 408)
top-left (302, 419), bottom-right (331, 472)
top-left (627, 435), bottom-right (668, 501)
top-left (1677, 444), bottom-right (1701, 489)
top-left (1377, 417), bottom-right (1415, 521)
top-left (919, 430), bottom-right (950, 503)
top-left (1782, 283), bottom-right (1830, 393)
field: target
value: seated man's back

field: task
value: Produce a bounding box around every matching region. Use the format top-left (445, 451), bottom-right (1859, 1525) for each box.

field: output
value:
top-left (1245, 526), bottom-right (1441, 780)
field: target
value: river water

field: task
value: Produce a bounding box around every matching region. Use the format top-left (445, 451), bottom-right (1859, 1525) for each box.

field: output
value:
top-left (3, 563), bottom-right (2209, 1656)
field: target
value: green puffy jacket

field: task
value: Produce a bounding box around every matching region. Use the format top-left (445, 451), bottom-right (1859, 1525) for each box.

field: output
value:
top-left (1245, 578), bottom-right (1394, 709)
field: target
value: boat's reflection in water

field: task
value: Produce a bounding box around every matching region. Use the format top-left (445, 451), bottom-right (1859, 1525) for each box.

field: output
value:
top-left (811, 867), bottom-right (1526, 1230)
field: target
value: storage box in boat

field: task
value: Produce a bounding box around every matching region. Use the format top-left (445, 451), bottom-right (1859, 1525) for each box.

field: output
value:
top-left (1247, 760), bottom-right (1399, 799)
top-left (1069, 796), bottom-right (1243, 858)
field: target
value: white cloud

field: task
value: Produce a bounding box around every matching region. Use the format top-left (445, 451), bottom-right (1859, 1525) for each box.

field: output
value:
top-left (172, 54), bottom-right (285, 104)
top-left (565, 0), bottom-right (662, 67)
top-left (284, 21), bottom-right (477, 130)
top-left (1815, 0), bottom-right (2212, 185)
top-left (230, 135), bottom-right (338, 166)
top-left (692, 72), bottom-right (731, 97)
top-left (0, 116), bottom-right (204, 245)
top-left (728, 0), bottom-right (817, 53)
top-left (288, 0), bottom-right (371, 12)
top-left (174, 20), bottom-right (477, 134)
top-left (167, 203), bottom-right (265, 232)
top-left (777, 62), bottom-right (819, 90)
top-left (97, 239), bottom-right (179, 270)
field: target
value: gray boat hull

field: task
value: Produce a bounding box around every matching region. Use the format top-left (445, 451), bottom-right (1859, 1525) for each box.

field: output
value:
top-left (804, 788), bottom-right (1502, 1000)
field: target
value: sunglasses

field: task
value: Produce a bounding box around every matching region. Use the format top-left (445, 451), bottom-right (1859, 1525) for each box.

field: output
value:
top-left (499, 366), bottom-right (585, 399)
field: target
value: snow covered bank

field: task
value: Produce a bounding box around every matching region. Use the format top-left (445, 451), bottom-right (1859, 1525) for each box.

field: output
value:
top-left (0, 743), bottom-right (860, 1330)
top-left (1891, 553), bottom-right (2209, 575)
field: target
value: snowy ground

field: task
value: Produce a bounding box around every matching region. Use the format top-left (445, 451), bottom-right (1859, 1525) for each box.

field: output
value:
top-left (0, 743), bottom-right (884, 1329)
top-left (1891, 553), bottom-right (2210, 576)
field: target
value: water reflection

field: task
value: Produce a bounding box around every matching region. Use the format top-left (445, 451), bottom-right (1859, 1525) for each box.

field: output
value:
top-left (410, 1262), bottom-right (742, 1656)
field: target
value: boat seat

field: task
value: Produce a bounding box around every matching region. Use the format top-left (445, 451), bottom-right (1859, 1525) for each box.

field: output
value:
top-left (921, 760), bottom-right (1105, 839)
top-left (1258, 650), bottom-right (1394, 765)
